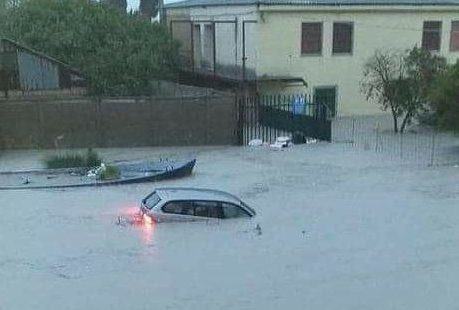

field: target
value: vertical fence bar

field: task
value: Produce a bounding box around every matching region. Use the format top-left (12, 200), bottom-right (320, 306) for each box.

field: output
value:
top-left (399, 133), bottom-right (403, 161)
top-left (245, 96), bottom-right (249, 145)
top-left (248, 96), bottom-right (251, 145)
top-left (264, 95), bottom-right (267, 143)
top-left (255, 95), bottom-right (259, 140)
top-left (351, 118), bottom-right (356, 146)
top-left (252, 95), bottom-right (255, 140)
top-left (242, 96), bottom-right (246, 145)
top-left (375, 123), bottom-right (379, 152)
top-left (429, 130), bottom-right (436, 167)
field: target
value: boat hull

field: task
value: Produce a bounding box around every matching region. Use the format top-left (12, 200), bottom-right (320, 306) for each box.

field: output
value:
top-left (0, 159), bottom-right (196, 190)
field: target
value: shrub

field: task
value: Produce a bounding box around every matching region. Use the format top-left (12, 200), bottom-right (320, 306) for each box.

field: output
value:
top-left (99, 165), bottom-right (120, 180)
top-left (85, 148), bottom-right (102, 167)
top-left (45, 153), bottom-right (86, 169)
top-left (45, 148), bottom-right (102, 169)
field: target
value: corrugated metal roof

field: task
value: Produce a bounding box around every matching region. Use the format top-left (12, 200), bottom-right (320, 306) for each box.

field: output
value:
top-left (165, 0), bottom-right (459, 8)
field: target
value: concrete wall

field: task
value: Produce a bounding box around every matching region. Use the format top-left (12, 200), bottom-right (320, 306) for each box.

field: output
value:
top-left (256, 6), bottom-right (459, 116)
top-left (0, 95), bottom-right (238, 149)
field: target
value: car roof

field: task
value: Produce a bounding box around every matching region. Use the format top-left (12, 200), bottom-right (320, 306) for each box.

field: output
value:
top-left (155, 187), bottom-right (242, 205)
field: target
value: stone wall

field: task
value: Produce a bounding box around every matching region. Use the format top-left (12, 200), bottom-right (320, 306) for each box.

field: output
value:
top-left (0, 95), bottom-right (238, 149)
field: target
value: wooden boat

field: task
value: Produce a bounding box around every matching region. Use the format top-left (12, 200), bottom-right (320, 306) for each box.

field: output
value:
top-left (0, 159), bottom-right (196, 190)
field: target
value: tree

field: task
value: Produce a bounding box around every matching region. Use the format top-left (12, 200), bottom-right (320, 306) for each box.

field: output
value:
top-left (361, 47), bottom-right (446, 133)
top-left (402, 47), bottom-right (447, 130)
top-left (428, 62), bottom-right (459, 131)
top-left (139, 0), bottom-right (159, 20)
top-left (0, 0), bottom-right (179, 95)
top-left (101, 0), bottom-right (127, 12)
top-left (361, 50), bottom-right (407, 133)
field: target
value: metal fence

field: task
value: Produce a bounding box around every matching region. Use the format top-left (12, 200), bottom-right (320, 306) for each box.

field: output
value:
top-left (237, 93), bottom-right (332, 145)
top-left (332, 115), bottom-right (459, 166)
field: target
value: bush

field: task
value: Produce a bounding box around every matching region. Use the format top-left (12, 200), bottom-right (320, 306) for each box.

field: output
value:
top-left (45, 153), bottom-right (86, 169)
top-left (85, 148), bottom-right (102, 167)
top-left (45, 148), bottom-right (102, 169)
top-left (99, 165), bottom-right (120, 180)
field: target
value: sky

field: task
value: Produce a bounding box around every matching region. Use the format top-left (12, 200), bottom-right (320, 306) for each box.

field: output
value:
top-left (127, 0), bottom-right (139, 10)
top-left (127, 0), bottom-right (179, 10)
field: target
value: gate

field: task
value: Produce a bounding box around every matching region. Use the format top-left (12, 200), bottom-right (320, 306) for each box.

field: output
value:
top-left (237, 94), bottom-right (332, 145)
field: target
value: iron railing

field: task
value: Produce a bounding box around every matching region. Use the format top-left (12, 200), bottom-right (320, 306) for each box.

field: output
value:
top-left (237, 93), bottom-right (332, 145)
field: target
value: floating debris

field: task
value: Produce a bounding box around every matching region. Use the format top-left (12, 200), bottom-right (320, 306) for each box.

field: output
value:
top-left (255, 224), bottom-right (262, 236)
top-left (270, 136), bottom-right (293, 150)
top-left (248, 139), bottom-right (263, 147)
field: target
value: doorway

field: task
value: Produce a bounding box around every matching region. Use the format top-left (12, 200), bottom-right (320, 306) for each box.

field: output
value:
top-left (314, 86), bottom-right (337, 118)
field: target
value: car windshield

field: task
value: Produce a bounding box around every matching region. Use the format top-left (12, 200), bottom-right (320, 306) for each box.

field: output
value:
top-left (144, 192), bottom-right (161, 209)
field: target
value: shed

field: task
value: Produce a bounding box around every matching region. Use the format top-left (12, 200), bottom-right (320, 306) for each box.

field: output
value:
top-left (0, 38), bottom-right (84, 97)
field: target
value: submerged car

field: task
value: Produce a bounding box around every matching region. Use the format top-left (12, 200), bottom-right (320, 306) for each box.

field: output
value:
top-left (140, 187), bottom-right (256, 222)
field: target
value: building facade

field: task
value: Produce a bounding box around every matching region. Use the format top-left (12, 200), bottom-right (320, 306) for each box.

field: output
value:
top-left (165, 0), bottom-right (459, 116)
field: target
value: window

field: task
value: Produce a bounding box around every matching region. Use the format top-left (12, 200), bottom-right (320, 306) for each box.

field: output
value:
top-left (162, 201), bottom-right (193, 215)
top-left (193, 201), bottom-right (222, 218)
top-left (422, 21), bottom-right (442, 51)
top-left (193, 24), bottom-right (202, 68)
top-left (202, 24), bottom-right (214, 70)
top-left (333, 22), bottom-right (353, 54)
top-left (222, 203), bottom-right (250, 218)
top-left (301, 22), bottom-right (323, 55)
top-left (450, 21), bottom-right (459, 51)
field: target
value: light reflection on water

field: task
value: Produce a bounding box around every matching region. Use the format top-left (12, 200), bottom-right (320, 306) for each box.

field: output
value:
top-left (140, 214), bottom-right (155, 246)
top-left (118, 203), bottom-right (156, 246)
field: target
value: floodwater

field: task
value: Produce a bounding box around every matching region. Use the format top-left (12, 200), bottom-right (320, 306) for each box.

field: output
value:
top-left (1, 144), bottom-right (459, 309)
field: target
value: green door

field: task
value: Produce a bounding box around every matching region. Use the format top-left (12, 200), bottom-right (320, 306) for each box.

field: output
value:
top-left (314, 87), bottom-right (337, 118)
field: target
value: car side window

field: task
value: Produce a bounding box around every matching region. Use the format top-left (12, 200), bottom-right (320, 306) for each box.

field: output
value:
top-left (162, 201), bottom-right (193, 215)
top-left (192, 201), bottom-right (222, 218)
top-left (222, 203), bottom-right (250, 218)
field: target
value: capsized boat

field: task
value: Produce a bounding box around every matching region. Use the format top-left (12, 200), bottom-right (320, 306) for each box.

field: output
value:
top-left (0, 159), bottom-right (196, 190)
